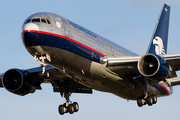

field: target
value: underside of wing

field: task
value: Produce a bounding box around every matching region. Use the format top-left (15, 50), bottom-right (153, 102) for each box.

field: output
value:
top-left (101, 56), bottom-right (141, 77)
top-left (0, 65), bottom-right (92, 96)
top-left (164, 53), bottom-right (180, 71)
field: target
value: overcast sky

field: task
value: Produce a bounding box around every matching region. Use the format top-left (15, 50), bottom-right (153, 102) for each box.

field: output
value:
top-left (0, 0), bottom-right (180, 120)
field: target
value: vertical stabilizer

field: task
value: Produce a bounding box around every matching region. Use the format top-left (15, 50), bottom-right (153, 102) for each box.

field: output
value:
top-left (146, 4), bottom-right (170, 55)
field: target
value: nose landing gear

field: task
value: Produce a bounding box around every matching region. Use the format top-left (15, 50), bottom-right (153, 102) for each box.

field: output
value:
top-left (34, 54), bottom-right (51, 76)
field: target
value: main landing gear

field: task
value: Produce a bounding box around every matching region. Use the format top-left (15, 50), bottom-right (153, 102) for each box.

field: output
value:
top-left (137, 94), bottom-right (157, 107)
top-left (57, 81), bottom-right (80, 115)
top-left (58, 102), bottom-right (79, 115)
top-left (137, 77), bottom-right (158, 107)
top-left (58, 92), bottom-right (79, 115)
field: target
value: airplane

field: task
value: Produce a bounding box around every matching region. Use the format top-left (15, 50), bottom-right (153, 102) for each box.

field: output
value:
top-left (1, 3), bottom-right (180, 115)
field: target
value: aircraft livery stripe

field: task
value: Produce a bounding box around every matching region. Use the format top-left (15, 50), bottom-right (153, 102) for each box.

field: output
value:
top-left (158, 83), bottom-right (169, 95)
top-left (152, 83), bottom-right (169, 95)
top-left (24, 30), bottom-right (106, 56)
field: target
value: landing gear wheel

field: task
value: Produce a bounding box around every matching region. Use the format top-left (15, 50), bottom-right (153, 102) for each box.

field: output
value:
top-left (137, 98), bottom-right (144, 107)
top-left (151, 94), bottom-right (157, 104)
top-left (73, 102), bottom-right (79, 112)
top-left (58, 105), bottom-right (65, 115)
top-left (147, 96), bottom-right (153, 106)
top-left (68, 104), bottom-right (74, 114)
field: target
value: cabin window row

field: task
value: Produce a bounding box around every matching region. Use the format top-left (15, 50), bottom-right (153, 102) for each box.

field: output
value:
top-left (72, 28), bottom-right (124, 56)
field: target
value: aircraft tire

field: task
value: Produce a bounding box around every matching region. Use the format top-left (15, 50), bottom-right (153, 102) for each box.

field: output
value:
top-left (58, 105), bottom-right (65, 115)
top-left (147, 96), bottom-right (153, 106)
top-left (73, 102), bottom-right (79, 112)
top-left (68, 104), bottom-right (74, 114)
top-left (151, 94), bottom-right (157, 104)
top-left (137, 98), bottom-right (143, 107)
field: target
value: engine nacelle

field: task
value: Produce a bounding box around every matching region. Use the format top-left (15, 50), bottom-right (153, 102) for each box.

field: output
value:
top-left (138, 54), bottom-right (171, 81)
top-left (2, 69), bottom-right (36, 96)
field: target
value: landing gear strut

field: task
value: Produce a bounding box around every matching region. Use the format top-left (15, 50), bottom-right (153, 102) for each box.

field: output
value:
top-left (57, 81), bottom-right (79, 115)
top-left (137, 77), bottom-right (157, 107)
top-left (34, 54), bottom-right (51, 75)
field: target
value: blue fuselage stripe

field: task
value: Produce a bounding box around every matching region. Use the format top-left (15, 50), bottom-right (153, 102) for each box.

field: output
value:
top-left (23, 31), bottom-right (105, 63)
top-left (152, 84), bottom-right (169, 95)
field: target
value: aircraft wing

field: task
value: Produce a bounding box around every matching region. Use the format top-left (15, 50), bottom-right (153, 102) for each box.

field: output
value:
top-left (0, 65), bottom-right (92, 94)
top-left (101, 53), bottom-right (180, 83)
top-left (101, 56), bottom-right (140, 77)
top-left (101, 56), bottom-right (141, 67)
top-left (102, 53), bottom-right (180, 70)
top-left (164, 53), bottom-right (180, 71)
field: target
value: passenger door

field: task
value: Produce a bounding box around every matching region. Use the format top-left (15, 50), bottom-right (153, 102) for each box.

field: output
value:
top-left (62, 19), bottom-right (70, 38)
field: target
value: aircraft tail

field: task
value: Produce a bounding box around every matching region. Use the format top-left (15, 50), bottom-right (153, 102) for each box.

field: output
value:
top-left (146, 4), bottom-right (170, 55)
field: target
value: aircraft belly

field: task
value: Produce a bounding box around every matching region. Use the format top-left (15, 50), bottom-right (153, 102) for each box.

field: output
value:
top-left (26, 45), bottom-right (145, 100)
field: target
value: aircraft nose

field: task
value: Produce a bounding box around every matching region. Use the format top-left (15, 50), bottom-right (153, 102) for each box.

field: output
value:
top-left (24, 23), bottom-right (39, 31)
top-left (23, 23), bottom-right (39, 41)
top-left (22, 23), bottom-right (39, 47)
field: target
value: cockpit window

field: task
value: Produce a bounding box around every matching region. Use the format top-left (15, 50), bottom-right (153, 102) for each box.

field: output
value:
top-left (41, 18), bottom-right (47, 23)
top-left (24, 17), bottom-right (51, 24)
top-left (46, 19), bottom-right (51, 24)
top-left (24, 19), bottom-right (31, 24)
top-left (32, 18), bottom-right (40, 22)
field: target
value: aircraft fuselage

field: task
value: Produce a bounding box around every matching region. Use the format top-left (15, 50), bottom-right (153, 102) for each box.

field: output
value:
top-left (22, 12), bottom-right (172, 100)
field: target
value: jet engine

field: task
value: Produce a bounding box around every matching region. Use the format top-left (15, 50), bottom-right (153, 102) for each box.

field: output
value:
top-left (138, 54), bottom-right (171, 81)
top-left (2, 69), bottom-right (36, 96)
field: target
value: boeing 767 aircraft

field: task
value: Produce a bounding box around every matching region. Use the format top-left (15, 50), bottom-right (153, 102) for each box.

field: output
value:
top-left (1, 4), bottom-right (180, 115)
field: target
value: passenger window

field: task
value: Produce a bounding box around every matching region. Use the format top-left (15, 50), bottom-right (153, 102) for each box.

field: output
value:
top-left (24, 19), bottom-right (31, 24)
top-left (32, 18), bottom-right (40, 22)
top-left (46, 19), bottom-right (51, 24)
top-left (41, 18), bottom-right (47, 23)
